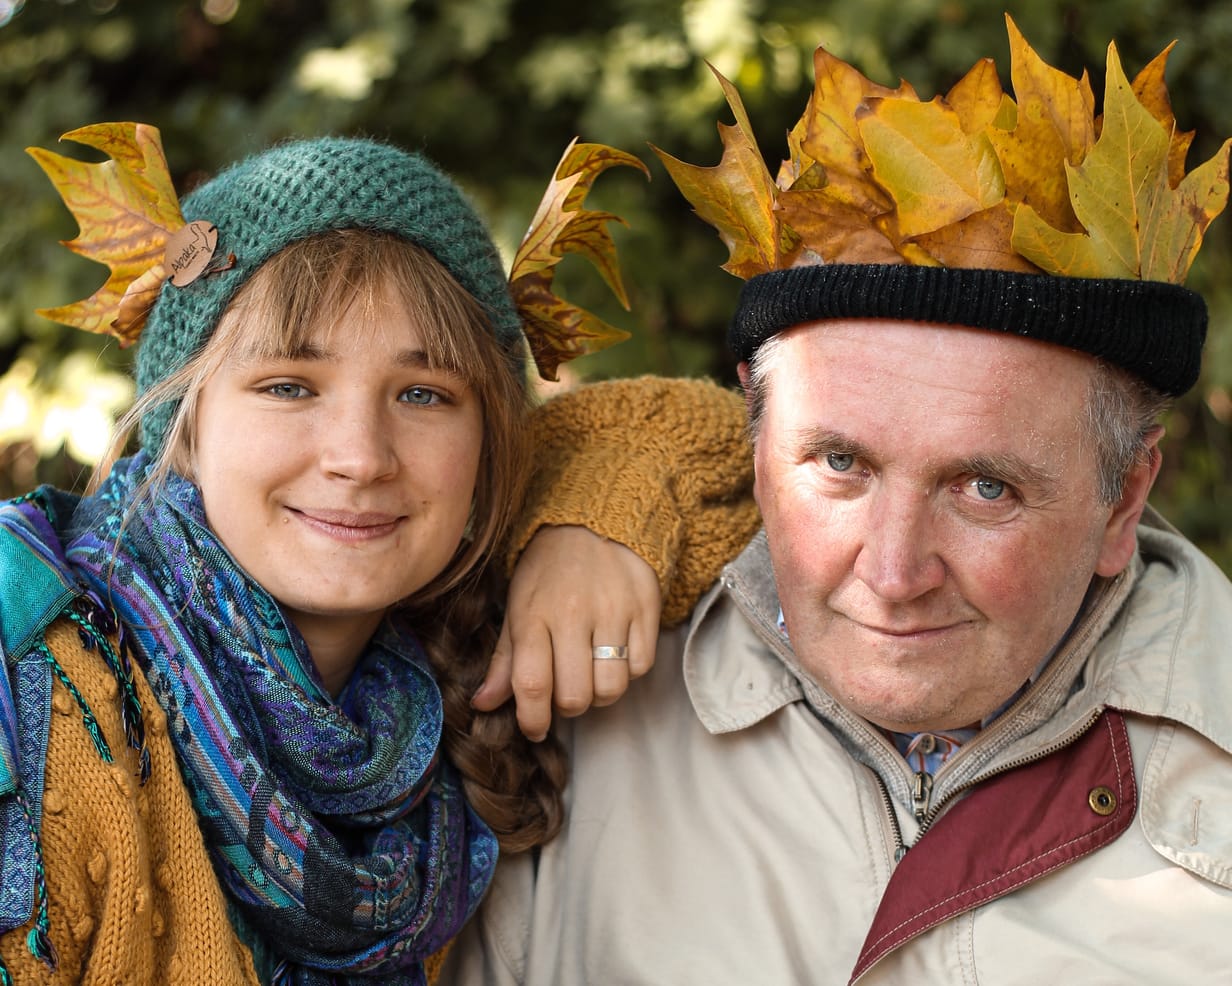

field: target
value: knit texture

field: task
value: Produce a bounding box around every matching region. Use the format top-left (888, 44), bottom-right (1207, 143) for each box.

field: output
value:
top-left (730, 264), bottom-right (1208, 396)
top-left (135, 137), bottom-right (523, 452)
top-left (509, 376), bottom-right (760, 624)
top-left (0, 620), bottom-right (260, 984)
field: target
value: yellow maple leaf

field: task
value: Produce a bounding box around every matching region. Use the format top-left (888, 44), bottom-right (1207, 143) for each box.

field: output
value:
top-left (782, 52), bottom-right (1009, 266)
top-left (510, 138), bottom-right (649, 381)
top-left (788, 46), bottom-right (917, 191)
top-left (1013, 41), bottom-right (1232, 282)
top-left (944, 57), bottom-right (1014, 136)
top-left (984, 14), bottom-right (1096, 234)
top-left (27, 122), bottom-right (185, 346)
top-left (651, 63), bottom-right (798, 279)
top-left (859, 95), bottom-right (1006, 239)
top-left (1129, 42), bottom-right (1194, 188)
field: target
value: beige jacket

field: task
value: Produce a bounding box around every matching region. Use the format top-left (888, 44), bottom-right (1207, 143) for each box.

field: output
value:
top-left (443, 510), bottom-right (1232, 984)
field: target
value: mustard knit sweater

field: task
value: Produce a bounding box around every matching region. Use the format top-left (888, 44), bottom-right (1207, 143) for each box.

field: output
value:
top-left (509, 376), bottom-right (759, 625)
top-left (0, 619), bottom-right (261, 985)
top-left (0, 375), bottom-right (757, 984)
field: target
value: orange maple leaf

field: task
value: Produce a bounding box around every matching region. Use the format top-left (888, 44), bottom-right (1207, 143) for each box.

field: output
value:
top-left (510, 139), bottom-right (650, 381)
top-left (27, 122), bottom-right (186, 346)
top-left (984, 14), bottom-right (1096, 234)
top-left (651, 63), bottom-right (798, 279)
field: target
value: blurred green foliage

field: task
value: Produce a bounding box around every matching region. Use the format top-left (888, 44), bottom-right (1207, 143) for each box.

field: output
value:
top-left (1, 0), bottom-right (1229, 570)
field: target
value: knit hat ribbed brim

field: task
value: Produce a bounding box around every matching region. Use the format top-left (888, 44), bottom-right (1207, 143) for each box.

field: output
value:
top-left (135, 137), bottom-right (523, 452)
top-left (730, 264), bottom-right (1207, 397)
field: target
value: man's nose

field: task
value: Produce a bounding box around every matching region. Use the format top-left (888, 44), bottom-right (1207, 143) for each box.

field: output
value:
top-left (852, 484), bottom-right (946, 601)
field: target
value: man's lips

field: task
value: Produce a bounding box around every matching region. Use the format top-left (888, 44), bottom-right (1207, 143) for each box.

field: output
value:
top-left (851, 618), bottom-right (970, 638)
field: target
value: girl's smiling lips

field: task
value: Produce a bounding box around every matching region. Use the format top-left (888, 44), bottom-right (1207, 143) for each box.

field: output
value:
top-left (290, 507), bottom-right (405, 541)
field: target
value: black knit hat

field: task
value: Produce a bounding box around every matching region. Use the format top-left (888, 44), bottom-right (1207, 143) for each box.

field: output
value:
top-left (730, 264), bottom-right (1207, 397)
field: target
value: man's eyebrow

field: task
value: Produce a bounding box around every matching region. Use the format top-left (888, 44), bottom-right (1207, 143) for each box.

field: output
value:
top-left (794, 428), bottom-right (872, 461)
top-left (793, 428), bottom-right (1063, 493)
top-left (952, 452), bottom-right (1061, 495)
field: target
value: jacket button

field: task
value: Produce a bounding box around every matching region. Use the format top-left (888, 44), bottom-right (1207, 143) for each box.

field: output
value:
top-left (1088, 785), bottom-right (1117, 816)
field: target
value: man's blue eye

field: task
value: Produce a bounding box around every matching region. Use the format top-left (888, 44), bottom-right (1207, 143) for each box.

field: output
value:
top-left (826, 452), bottom-right (855, 472)
top-left (975, 477), bottom-right (1005, 500)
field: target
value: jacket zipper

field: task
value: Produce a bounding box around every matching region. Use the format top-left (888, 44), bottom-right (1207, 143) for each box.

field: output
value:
top-left (884, 707), bottom-right (1105, 854)
top-left (873, 771), bottom-right (908, 862)
top-left (911, 770), bottom-right (934, 824)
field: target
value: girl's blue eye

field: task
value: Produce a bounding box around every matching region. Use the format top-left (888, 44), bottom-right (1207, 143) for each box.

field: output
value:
top-left (826, 452), bottom-right (855, 472)
top-left (268, 383), bottom-right (306, 399)
top-left (402, 386), bottom-right (438, 406)
top-left (974, 477), bottom-right (1006, 500)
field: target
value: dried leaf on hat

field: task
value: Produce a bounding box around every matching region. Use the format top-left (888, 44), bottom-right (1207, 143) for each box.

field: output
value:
top-left (27, 122), bottom-right (187, 346)
top-left (651, 64), bottom-right (797, 279)
top-left (659, 12), bottom-right (1231, 286)
top-left (1013, 41), bottom-right (1232, 282)
top-left (984, 15), bottom-right (1095, 235)
top-left (1129, 42), bottom-right (1194, 188)
top-left (511, 138), bottom-right (650, 381)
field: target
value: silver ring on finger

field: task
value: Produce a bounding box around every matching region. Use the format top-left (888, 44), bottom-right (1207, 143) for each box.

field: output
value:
top-left (592, 645), bottom-right (630, 661)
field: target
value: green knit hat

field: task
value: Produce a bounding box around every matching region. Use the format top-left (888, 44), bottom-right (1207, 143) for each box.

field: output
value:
top-left (135, 136), bottom-right (524, 452)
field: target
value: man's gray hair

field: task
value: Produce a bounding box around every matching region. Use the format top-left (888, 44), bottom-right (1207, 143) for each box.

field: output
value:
top-left (744, 333), bottom-right (1171, 506)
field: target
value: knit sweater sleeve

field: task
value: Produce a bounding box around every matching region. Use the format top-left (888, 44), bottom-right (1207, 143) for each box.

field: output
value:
top-left (0, 619), bottom-right (260, 985)
top-left (509, 375), bottom-right (760, 625)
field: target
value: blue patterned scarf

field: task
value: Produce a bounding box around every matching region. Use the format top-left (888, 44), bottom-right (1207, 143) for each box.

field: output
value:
top-left (0, 453), bottom-right (496, 984)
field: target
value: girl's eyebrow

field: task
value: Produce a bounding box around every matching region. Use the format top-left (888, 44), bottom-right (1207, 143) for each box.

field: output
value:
top-left (394, 349), bottom-right (432, 368)
top-left (237, 345), bottom-right (435, 366)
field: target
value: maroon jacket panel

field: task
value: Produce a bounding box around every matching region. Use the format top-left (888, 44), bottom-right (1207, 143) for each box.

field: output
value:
top-left (851, 710), bottom-right (1137, 982)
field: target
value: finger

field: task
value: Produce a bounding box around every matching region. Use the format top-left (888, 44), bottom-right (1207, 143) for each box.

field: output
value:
top-left (551, 621), bottom-right (597, 718)
top-left (508, 622), bottom-right (556, 741)
top-left (627, 605), bottom-right (658, 680)
top-left (590, 623), bottom-right (632, 707)
top-left (471, 620), bottom-right (515, 712)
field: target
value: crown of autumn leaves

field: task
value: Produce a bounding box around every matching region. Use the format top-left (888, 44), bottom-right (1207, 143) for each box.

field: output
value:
top-left (28, 126), bottom-right (647, 385)
top-left (653, 15), bottom-right (1231, 395)
top-left (655, 15), bottom-right (1229, 283)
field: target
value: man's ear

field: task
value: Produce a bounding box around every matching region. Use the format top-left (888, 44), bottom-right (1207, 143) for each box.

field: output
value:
top-left (1095, 425), bottom-right (1164, 577)
top-left (736, 361), bottom-right (753, 413)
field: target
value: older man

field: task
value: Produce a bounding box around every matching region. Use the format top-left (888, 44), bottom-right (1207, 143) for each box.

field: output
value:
top-left (444, 29), bottom-right (1232, 986)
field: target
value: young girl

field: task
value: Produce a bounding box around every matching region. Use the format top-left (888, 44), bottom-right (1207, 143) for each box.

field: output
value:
top-left (0, 132), bottom-right (755, 984)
